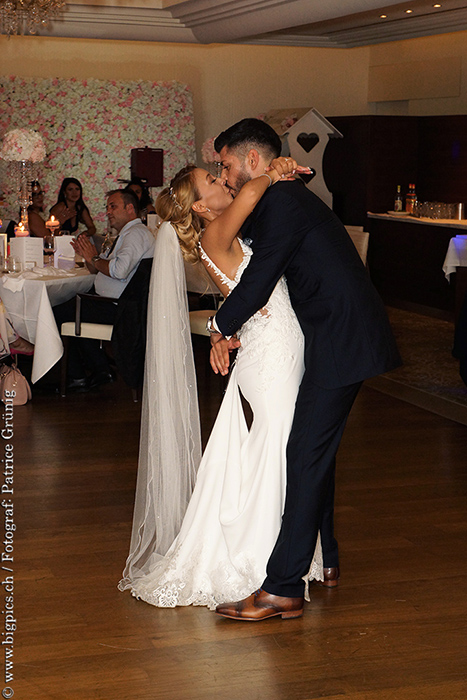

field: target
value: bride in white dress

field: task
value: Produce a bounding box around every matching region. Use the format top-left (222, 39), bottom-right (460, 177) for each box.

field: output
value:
top-left (118, 159), bottom-right (322, 609)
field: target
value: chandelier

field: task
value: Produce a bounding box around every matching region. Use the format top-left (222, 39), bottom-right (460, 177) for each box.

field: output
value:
top-left (0, 0), bottom-right (66, 36)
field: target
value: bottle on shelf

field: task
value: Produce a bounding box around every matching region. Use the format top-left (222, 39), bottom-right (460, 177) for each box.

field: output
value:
top-left (405, 183), bottom-right (417, 214)
top-left (394, 185), bottom-right (403, 212)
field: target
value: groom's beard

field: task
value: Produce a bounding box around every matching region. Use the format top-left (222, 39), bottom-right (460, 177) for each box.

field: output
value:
top-left (229, 166), bottom-right (251, 197)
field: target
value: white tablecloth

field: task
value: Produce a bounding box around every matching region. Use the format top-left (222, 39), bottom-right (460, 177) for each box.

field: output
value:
top-left (442, 235), bottom-right (467, 278)
top-left (0, 268), bottom-right (95, 383)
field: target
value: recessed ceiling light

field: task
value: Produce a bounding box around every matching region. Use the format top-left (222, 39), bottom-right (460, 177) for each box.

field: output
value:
top-left (380, 14), bottom-right (387, 18)
top-left (433, 3), bottom-right (441, 7)
top-left (405, 8), bottom-right (413, 13)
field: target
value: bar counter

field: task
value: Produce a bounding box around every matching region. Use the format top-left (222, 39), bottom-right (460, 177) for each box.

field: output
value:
top-left (366, 212), bottom-right (465, 319)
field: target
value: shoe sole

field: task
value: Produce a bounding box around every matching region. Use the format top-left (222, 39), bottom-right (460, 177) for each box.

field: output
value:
top-left (215, 609), bottom-right (303, 621)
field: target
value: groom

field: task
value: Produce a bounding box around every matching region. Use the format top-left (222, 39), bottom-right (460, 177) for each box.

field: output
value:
top-left (208, 118), bottom-right (401, 621)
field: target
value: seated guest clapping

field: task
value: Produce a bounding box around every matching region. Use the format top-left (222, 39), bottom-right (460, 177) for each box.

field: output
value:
top-left (121, 176), bottom-right (156, 224)
top-left (50, 177), bottom-right (96, 238)
top-left (53, 189), bottom-right (155, 391)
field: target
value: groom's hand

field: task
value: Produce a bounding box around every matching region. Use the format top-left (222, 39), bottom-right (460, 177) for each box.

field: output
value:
top-left (210, 334), bottom-right (241, 375)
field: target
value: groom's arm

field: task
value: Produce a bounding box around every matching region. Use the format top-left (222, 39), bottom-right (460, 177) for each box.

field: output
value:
top-left (215, 184), bottom-right (306, 337)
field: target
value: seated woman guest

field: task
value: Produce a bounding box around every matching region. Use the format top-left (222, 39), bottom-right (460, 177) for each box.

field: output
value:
top-left (50, 177), bottom-right (96, 238)
top-left (27, 180), bottom-right (49, 238)
top-left (121, 177), bottom-right (156, 224)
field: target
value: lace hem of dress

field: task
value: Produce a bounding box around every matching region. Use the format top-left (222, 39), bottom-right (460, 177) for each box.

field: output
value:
top-left (130, 550), bottom-right (265, 611)
top-left (303, 532), bottom-right (324, 602)
top-left (129, 535), bottom-right (324, 610)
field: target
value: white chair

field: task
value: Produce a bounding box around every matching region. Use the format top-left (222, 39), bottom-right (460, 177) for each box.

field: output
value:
top-left (60, 304), bottom-right (115, 398)
top-left (59, 258), bottom-right (153, 400)
top-left (189, 309), bottom-right (216, 337)
top-left (345, 226), bottom-right (369, 265)
top-left (344, 225), bottom-right (364, 232)
top-left (189, 295), bottom-right (223, 337)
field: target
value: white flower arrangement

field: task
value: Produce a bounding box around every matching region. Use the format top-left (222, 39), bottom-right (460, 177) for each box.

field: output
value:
top-left (0, 127), bottom-right (46, 162)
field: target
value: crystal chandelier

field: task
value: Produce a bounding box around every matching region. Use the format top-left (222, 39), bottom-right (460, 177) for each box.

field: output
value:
top-left (0, 0), bottom-right (66, 36)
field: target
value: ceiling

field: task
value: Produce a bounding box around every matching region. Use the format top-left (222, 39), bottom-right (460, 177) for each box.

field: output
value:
top-left (33, 0), bottom-right (467, 46)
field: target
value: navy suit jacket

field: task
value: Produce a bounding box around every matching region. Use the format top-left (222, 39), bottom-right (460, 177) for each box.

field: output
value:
top-left (215, 180), bottom-right (401, 389)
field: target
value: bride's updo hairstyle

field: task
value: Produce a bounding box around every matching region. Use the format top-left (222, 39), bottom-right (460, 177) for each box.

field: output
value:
top-left (156, 164), bottom-right (204, 264)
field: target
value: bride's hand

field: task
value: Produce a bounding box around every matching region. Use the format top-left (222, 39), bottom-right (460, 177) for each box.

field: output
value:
top-left (210, 334), bottom-right (241, 376)
top-left (266, 157), bottom-right (313, 184)
top-left (267, 156), bottom-right (298, 183)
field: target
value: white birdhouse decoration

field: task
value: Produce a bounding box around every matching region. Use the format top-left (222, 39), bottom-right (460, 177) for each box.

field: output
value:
top-left (285, 108), bottom-right (343, 209)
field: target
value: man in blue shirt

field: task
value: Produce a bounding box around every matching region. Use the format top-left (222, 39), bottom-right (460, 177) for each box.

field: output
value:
top-left (54, 189), bottom-right (154, 391)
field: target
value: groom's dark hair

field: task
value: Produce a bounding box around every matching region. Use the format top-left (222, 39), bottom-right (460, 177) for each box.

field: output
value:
top-left (214, 118), bottom-right (282, 160)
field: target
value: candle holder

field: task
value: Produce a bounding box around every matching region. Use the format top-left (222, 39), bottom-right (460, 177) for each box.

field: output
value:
top-left (45, 215), bottom-right (60, 236)
top-left (14, 221), bottom-right (29, 237)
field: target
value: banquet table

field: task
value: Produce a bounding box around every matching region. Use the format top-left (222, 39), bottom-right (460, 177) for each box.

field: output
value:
top-left (0, 267), bottom-right (95, 383)
top-left (442, 234), bottom-right (467, 321)
top-left (442, 234), bottom-right (467, 278)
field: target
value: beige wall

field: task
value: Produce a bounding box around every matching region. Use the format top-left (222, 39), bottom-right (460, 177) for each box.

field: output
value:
top-left (2, 30), bottom-right (467, 163)
top-left (369, 32), bottom-right (467, 116)
top-left (0, 35), bottom-right (370, 160)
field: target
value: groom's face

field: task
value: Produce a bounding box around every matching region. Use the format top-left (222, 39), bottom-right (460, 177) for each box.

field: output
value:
top-left (218, 146), bottom-right (252, 197)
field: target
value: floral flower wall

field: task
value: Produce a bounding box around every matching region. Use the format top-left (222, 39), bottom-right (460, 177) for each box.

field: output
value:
top-left (0, 76), bottom-right (196, 229)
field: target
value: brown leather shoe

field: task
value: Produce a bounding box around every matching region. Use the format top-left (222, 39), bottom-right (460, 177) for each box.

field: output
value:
top-left (216, 589), bottom-right (304, 621)
top-left (318, 566), bottom-right (340, 588)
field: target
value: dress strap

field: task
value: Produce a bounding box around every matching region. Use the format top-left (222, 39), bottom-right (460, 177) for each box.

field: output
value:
top-left (198, 238), bottom-right (252, 292)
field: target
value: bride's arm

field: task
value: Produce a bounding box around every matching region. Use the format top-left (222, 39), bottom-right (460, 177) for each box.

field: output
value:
top-left (202, 157), bottom-right (297, 254)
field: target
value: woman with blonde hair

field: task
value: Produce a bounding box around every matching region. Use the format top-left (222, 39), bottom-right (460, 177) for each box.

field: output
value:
top-left (119, 157), bottom-right (322, 609)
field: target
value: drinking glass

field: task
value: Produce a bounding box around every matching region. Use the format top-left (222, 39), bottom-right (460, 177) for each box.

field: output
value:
top-left (44, 235), bottom-right (56, 266)
top-left (7, 256), bottom-right (23, 274)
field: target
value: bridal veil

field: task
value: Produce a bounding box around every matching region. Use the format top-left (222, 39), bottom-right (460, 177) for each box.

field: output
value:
top-left (119, 221), bottom-right (202, 589)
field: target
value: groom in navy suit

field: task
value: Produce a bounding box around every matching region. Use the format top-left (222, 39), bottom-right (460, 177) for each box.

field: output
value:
top-left (209, 118), bottom-right (401, 620)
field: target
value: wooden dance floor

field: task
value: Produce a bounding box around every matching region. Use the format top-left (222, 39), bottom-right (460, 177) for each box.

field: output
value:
top-left (8, 357), bottom-right (467, 699)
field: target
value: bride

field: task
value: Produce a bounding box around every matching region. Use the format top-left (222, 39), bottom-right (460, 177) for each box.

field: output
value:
top-left (118, 157), bottom-right (322, 609)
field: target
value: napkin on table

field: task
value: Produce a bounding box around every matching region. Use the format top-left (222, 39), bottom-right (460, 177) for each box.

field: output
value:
top-left (1, 266), bottom-right (75, 291)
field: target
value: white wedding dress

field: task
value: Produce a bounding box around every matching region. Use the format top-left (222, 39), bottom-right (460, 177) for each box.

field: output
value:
top-left (124, 235), bottom-right (323, 609)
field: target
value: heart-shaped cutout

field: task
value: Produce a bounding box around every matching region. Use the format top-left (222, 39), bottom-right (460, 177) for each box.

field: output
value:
top-left (296, 132), bottom-right (319, 153)
top-left (298, 171), bottom-right (316, 184)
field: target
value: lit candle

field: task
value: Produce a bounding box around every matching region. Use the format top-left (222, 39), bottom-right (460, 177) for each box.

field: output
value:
top-left (14, 222), bottom-right (29, 237)
top-left (45, 215), bottom-right (60, 236)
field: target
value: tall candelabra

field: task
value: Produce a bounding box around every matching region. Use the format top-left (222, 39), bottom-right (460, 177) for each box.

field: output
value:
top-left (15, 159), bottom-right (33, 227)
top-left (0, 128), bottom-right (46, 231)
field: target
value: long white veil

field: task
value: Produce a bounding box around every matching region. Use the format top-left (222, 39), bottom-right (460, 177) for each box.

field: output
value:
top-left (119, 222), bottom-right (201, 590)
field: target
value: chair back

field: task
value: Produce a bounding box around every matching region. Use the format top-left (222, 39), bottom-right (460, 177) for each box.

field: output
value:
top-left (112, 257), bottom-right (153, 389)
top-left (345, 227), bottom-right (369, 265)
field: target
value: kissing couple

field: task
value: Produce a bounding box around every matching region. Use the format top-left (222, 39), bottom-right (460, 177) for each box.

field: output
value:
top-left (119, 117), bottom-right (400, 620)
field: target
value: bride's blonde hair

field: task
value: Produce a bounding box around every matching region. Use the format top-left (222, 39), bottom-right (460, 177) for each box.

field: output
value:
top-left (156, 165), bottom-right (204, 264)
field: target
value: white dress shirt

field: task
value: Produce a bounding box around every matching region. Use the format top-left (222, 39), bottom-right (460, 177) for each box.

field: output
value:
top-left (95, 218), bottom-right (155, 298)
